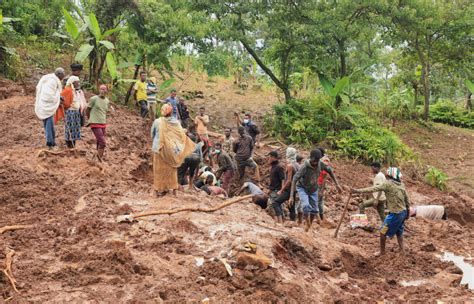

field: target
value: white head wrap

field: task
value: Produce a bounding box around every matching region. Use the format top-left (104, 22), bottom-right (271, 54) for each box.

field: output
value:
top-left (66, 76), bottom-right (80, 88)
top-left (286, 147), bottom-right (297, 162)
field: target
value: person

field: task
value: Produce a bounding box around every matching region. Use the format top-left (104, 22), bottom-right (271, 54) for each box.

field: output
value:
top-left (63, 63), bottom-right (83, 86)
top-left (409, 205), bottom-right (446, 220)
top-left (289, 149), bottom-right (342, 232)
top-left (65, 64), bottom-right (88, 126)
top-left (132, 71), bottom-right (148, 118)
top-left (234, 112), bottom-right (260, 143)
top-left (296, 155), bottom-right (303, 165)
top-left (222, 127), bottom-right (235, 156)
top-left (147, 77), bottom-right (158, 120)
top-left (233, 126), bottom-right (259, 180)
top-left (316, 147), bottom-right (333, 221)
top-left (86, 85), bottom-right (112, 161)
top-left (236, 181), bottom-right (268, 209)
top-left (201, 175), bottom-right (228, 198)
top-left (165, 89), bottom-right (181, 121)
top-left (267, 151), bottom-right (286, 223)
top-left (351, 167), bottom-right (410, 256)
top-left (213, 142), bottom-right (236, 193)
top-left (195, 167), bottom-right (218, 188)
top-left (150, 104), bottom-right (195, 196)
top-left (194, 107), bottom-right (210, 139)
top-left (35, 68), bottom-right (66, 149)
top-left (359, 162), bottom-right (387, 222)
top-left (177, 141), bottom-right (204, 186)
top-left (272, 147), bottom-right (300, 223)
top-left (61, 76), bottom-right (82, 149)
top-left (178, 98), bottom-right (190, 128)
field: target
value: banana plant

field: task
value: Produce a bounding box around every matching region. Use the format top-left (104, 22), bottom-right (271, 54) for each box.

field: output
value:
top-left (62, 9), bottom-right (120, 86)
top-left (318, 73), bottom-right (350, 98)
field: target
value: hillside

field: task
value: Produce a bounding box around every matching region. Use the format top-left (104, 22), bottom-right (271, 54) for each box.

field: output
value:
top-left (1, 81), bottom-right (473, 302)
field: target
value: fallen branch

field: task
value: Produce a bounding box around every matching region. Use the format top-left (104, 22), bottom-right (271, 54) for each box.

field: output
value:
top-left (0, 225), bottom-right (32, 234)
top-left (3, 249), bottom-right (19, 293)
top-left (334, 193), bottom-right (352, 238)
top-left (37, 149), bottom-right (67, 157)
top-left (125, 194), bottom-right (253, 221)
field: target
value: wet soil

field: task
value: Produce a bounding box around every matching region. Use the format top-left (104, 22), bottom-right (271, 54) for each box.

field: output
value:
top-left (0, 92), bottom-right (473, 302)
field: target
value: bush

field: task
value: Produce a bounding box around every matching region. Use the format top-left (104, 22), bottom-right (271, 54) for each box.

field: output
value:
top-left (331, 126), bottom-right (412, 165)
top-left (429, 99), bottom-right (474, 129)
top-left (266, 96), bottom-right (412, 164)
top-left (425, 167), bottom-right (448, 191)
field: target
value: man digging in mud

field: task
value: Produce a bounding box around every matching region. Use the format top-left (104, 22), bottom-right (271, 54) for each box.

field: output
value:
top-left (289, 149), bottom-right (342, 232)
top-left (351, 167), bottom-right (410, 256)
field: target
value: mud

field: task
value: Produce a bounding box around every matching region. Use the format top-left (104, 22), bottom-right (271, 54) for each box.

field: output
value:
top-left (0, 92), bottom-right (473, 302)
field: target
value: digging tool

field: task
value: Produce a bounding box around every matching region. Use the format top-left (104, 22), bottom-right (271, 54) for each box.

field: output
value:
top-left (334, 193), bottom-right (352, 238)
top-left (116, 194), bottom-right (253, 222)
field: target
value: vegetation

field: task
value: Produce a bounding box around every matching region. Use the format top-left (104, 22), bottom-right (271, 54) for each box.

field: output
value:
top-left (425, 167), bottom-right (449, 191)
top-left (429, 100), bottom-right (474, 129)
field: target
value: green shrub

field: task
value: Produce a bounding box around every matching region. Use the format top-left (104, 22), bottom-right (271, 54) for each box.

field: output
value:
top-left (429, 99), bottom-right (474, 129)
top-left (330, 126), bottom-right (412, 165)
top-left (425, 167), bottom-right (448, 191)
top-left (266, 96), bottom-right (412, 164)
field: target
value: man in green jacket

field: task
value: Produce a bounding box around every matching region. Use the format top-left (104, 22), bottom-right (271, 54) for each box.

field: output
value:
top-left (351, 167), bottom-right (410, 256)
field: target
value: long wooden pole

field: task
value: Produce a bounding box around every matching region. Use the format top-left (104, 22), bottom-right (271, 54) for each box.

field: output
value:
top-left (132, 194), bottom-right (253, 219)
top-left (334, 193), bottom-right (352, 238)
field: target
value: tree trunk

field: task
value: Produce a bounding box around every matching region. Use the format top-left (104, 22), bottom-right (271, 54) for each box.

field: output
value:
top-left (240, 39), bottom-right (291, 102)
top-left (412, 81), bottom-right (418, 109)
top-left (124, 64), bottom-right (141, 105)
top-left (338, 39), bottom-right (347, 77)
top-left (421, 62), bottom-right (430, 121)
top-left (466, 92), bottom-right (472, 111)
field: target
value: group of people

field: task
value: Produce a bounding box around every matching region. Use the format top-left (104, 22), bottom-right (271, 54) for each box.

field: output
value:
top-left (35, 67), bottom-right (447, 257)
top-left (35, 65), bottom-right (112, 161)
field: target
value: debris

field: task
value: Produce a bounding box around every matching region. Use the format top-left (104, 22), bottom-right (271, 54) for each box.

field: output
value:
top-left (421, 243), bottom-right (437, 252)
top-left (195, 257), bottom-right (205, 267)
top-left (0, 225), bottom-right (33, 234)
top-left (318, 264), bottom-right (332, 271)
top-left (202, 297), bottom-right (210, 304)
top-left (349, 214), bottom-right (369, 229)
top-left (121, 194), bottom-right (253, 220)
top-left (3, 248), bottom-right (19, 293)
top-left (236, 250), bottom-right (272, 269)
top-left (219, 258), bottom-right (233, 277)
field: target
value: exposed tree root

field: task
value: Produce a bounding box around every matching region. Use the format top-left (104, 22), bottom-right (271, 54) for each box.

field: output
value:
top-left (133, 194), bottom-right (253, 219)
top-left (3, 249), bottom-right (19, 293)
top-left (0, 225), bottom-right (32, 234)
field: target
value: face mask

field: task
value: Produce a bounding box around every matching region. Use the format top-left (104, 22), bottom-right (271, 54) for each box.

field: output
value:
top-left (214, 149), bottom-right (221, 154)
top-left (243, 119), bottom-right (250, 124)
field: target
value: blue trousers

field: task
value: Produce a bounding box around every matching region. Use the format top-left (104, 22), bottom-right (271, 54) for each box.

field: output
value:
top-left (297, 186), bottom-right (318, 215)
top-left (139, 100), bottom-right (148, 118)
top-left (43, 116), bottom-right (55, 147)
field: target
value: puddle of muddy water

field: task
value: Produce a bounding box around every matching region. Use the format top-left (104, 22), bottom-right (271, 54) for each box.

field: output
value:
top-left (440, 252), bottom-right (474, 290)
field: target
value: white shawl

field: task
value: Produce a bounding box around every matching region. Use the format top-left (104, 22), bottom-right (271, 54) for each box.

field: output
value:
top-left (34, 73), bottom-right (62, 120)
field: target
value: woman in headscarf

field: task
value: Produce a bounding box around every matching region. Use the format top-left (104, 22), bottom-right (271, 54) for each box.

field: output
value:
top-left (151, 104), bottom-right (195, 196)
top-left (58, 76), bottom-right (82, 149)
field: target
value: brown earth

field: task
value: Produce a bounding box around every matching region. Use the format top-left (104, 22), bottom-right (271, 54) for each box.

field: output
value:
top-left (0, 81), bottom-right (473, 302)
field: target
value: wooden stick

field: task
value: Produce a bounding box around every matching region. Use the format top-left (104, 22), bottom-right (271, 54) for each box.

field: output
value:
top-left (133, 194), bottom-right (253, 219)
top-left (334, 193), bottom-right (352, 238)
top-left (0, 225), bottom-right (32, 234)
top-left (3, 249), bottom-right (19, 293)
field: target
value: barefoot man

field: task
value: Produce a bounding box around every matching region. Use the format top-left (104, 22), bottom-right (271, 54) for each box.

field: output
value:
top-left (351, 167), bottom-right (410, 256)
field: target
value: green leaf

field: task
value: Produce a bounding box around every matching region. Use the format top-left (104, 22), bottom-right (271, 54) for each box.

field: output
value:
top-left (117, 62), bottom-right (136, 69)
top-left (102, 27), bottom-right (121, 37)
top-left (62, 8), bottom-right (79, 40)
top-left (75, 44), bottom-right (94, 62)
top-left (99, 40), bottom-right (115, 50)
top-left (106, 52), bottom-right (119, 79)
top-left (464, 80), bottom-right (474, 94)
top-left (0, 9), bottom-right (3, 27)
top-left (333, 77), bottom-right (350, 97)
top-left (85, 13), bottom-right (101, 41)
top-left (318, 73), bottom-right (335, 97)
top-left (159, 78), bottom-right (176, 91)
top-left (52, 32), bottom-right (69, 39)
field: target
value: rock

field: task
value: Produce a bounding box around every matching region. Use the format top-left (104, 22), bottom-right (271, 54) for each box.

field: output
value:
top-left (318, 264), bottom-right (332, 271)
top-left (421, 243), bottom-right (437, 252)
top-left (446, 265), bottom-right (463, 275)
top-left (236, 250), bottom-right (272, 269)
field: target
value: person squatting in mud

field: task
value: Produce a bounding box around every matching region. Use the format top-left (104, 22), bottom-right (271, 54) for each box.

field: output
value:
top-left (351, 167), bottom-right (410, 256)
top-left (86, 84), bottom-right (113, 162)
top-left (289, 149), bottom-right (342, 232)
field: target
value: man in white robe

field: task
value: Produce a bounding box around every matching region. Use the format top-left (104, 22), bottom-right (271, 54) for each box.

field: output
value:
top-left (35, 68), bottom-right (65, 149)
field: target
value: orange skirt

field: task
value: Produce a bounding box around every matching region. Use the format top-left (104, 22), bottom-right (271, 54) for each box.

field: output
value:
top-left (153, 152), bottom-right (179, 192)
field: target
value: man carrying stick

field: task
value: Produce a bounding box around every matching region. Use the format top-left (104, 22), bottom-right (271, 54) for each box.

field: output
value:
top-left (351, 167), bottom-right (410, 256)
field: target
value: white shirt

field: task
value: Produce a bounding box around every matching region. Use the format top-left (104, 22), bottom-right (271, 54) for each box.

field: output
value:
top-left (373, 172), bottom-right (387, 200)
top-left (35, 73), bottom-right (62, 120)
top-left (415, 205), bottom-right (445, 220)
